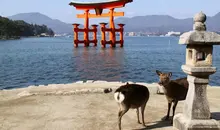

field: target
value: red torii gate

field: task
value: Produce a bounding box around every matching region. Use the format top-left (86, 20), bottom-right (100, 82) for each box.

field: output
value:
top-left (69, 0), bottom-right (133, 48)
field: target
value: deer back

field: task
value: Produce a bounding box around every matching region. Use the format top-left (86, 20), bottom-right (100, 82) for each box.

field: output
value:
top-left (115, 84), bottom-right (150, 108)
top-left (164, 77), bottom-right (188, 101)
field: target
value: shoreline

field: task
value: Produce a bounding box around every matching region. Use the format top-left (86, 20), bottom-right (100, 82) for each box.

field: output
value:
top-left (0, 81), bottom-right (219, 101)
top-left (0, 36), bottom-right (21, 40)
top-left (1, 80), bottom-right (219, 90)
top-left (0, 35), bottom-right (55, 40)
top-left (0, 81), bottom-right (158, 101)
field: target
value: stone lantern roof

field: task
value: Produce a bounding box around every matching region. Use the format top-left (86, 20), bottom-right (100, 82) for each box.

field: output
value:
top-left (179, 12), bottom-right (220, 45)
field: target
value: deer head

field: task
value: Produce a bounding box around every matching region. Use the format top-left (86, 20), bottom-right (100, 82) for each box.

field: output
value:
top-left (156, 70), bottom-right (172, 86)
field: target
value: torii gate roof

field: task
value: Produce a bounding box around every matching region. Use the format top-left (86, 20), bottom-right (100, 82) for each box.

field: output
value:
top-left (69, 0), bottom-right (133, 10)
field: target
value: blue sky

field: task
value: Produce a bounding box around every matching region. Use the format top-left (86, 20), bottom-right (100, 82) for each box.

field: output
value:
top-left (1, 0), bottom-right (220, 24)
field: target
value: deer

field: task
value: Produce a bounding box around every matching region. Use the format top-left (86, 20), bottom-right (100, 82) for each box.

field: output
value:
top-left (156, 70), bottom-right (189, 124)
top-left (113, 83), bottom-right (150, 130)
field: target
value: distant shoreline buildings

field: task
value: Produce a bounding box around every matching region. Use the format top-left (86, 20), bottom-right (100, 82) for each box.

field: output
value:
top-left (54, 31), bottom-right (220, 38)
top-left (54, 31), bottom-right (182, 38)
top-left (165, 31), bottom-right (181, 36)
top-left (124, 31), bottom-right (181, 37)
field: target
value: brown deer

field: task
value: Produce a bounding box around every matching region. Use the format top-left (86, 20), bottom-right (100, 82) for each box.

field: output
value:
top-left (114, 83), bottom-right (150, 130)
top-left (156, 70), bottom-right (188, 123)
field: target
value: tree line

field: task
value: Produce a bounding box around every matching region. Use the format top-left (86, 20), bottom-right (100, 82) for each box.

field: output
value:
top-left (0, 16), bottom-right (54, 39)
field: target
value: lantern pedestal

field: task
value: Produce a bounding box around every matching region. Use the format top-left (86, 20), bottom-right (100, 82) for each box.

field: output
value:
top-left (174, 74), bottom-right (220, 130)
top-left (174, 115), bottom-right (220, 130)
top-left (173, 12), bottom-right (220, 130)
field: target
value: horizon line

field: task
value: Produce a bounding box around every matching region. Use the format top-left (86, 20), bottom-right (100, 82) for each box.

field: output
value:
top-left (5, 11), bottom-right (220, 24)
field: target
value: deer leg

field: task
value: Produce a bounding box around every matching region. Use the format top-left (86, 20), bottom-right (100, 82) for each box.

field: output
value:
top-left (136, 108), bottom-right (141, 124)
top-left (141, 102), bottom-right (147, 126)
top-left (118, 106), bottom-right (129, 130)
top-left (162, 102), bottom-right (171, 121)
top-left (171, 100), bottom-right (178, 124)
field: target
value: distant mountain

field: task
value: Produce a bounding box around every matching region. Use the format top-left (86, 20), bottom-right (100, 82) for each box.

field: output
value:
top-left (8, 12), bottom-right (220, 34)
top-left (206, 12), bottom-right (220, 31)
top-left (114, 15), bottom-right (191, 33)
top-left (115, 13), bottom-right (220, 33)
top-left (8, 12), bottom-right (73, 34)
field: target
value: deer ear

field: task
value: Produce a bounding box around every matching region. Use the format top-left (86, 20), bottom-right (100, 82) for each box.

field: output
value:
top-left (156, 70), bottom-right (162, 76)
top-left (168, 72), bottom-right (172, 77)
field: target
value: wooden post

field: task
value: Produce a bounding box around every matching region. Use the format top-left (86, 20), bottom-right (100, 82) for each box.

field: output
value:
top-left (84, 9), bottom-right (89, 47)
top-left (73, 23), bottom-right (80, 48)
top-left (100, 23), bottom-right (107, 48)
top-left (109, 8), bottom-right (116, 47)
top-left (117, 23), bottom-right (125, 47)
top-left (91, 24), bottom-right (98, 46)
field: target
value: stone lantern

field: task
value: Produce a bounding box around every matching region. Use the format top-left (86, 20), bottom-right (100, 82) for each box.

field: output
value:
top-left (173, 12), bottom-right (220, 130)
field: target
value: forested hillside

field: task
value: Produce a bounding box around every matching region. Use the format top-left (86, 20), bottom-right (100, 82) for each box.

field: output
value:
top-left (0, 16), bottom-right (54, 39)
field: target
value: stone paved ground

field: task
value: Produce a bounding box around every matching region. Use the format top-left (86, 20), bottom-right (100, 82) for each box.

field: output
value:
top-left (0, 83), bottom-right (219, 130)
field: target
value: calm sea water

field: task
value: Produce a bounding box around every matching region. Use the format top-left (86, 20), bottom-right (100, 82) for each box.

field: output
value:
top-left (0, 37), bottom-right (220, 89)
